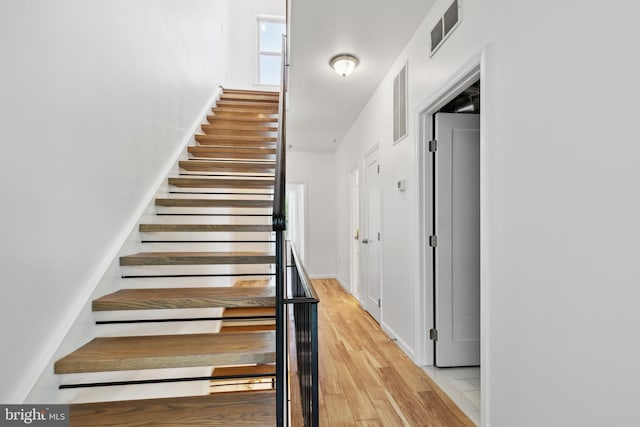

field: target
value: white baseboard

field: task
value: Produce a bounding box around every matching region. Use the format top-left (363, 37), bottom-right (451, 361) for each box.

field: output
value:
top-left (15, 87), bottom-right (222, 404)
top-left (381, 322), bottom-right (416, 361)
top-left (334, 276), bottom-right (350, 292)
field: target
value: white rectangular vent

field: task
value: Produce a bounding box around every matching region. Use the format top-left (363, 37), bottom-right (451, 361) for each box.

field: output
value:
top-left (430, 0), bottom-right (461, 56)
top-left (430, 20), bottom-right (443, 52)
top-left (444, 0), bottom-right (459, 35)
top-left (393, 62), bottom-right (408, 144)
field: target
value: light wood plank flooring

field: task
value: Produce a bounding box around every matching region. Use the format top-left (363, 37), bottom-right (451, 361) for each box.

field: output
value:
top-left (314, 279), bottom-right (475, 427)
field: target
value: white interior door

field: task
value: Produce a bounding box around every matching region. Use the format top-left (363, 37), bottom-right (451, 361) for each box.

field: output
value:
top-left (434, 112), bottom-right (480, 367)
top-left (364, 151), bottom-right (381, 322)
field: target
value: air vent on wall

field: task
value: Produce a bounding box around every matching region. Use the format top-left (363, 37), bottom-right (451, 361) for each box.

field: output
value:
top-left (393, 62), bottom-right (408, 144)
top-left (430, 20), bottom-right (443, 53)
top-left (430, 0), bottom-right (461, 56)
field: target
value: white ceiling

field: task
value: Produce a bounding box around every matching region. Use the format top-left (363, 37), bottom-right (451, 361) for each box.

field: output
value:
top-left (286, 0), bottom-right (437, 152)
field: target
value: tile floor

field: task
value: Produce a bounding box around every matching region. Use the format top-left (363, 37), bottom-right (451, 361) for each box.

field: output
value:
top-left (422, 366), bottom-right (480, 426)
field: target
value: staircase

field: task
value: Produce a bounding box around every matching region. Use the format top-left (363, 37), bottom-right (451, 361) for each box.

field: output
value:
top-left (55, 89), bottom-right (281, 426)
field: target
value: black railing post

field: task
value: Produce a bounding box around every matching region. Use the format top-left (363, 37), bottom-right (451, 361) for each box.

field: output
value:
top-left (274, 230), bottom-right (286, 426)
top-left (309, 302), bottom-right (319, 427)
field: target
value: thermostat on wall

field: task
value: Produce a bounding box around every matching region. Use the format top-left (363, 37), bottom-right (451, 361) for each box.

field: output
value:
top-left (397, 179), bottom-right (407, 191)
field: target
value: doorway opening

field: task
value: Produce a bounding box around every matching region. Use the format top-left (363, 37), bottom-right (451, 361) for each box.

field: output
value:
top-left (419, 67), bottom-right (482, 424)
top-left (349, 168), bottom-right (361, 299)
top-left (285, 183), bottom-right (306, 262)
top-left (432, 81), bottom-right (481, 368)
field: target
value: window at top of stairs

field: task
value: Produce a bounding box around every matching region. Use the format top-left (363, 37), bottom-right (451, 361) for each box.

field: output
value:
top-left (257, 17), bottom-right (286, 86)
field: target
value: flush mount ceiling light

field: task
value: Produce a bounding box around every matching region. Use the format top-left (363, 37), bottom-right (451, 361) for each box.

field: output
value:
top-left (330, 54), bottom-right (359, 77)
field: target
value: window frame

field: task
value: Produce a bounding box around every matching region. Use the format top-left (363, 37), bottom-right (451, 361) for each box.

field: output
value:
top-left (256, 15), bottom-right (286, 87)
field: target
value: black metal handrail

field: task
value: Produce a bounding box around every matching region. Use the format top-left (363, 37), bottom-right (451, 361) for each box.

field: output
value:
top-left (273, 35), bottom-right (287, 230)
top-left (288, 245), bottom-right (319, 302)
top-left (273, 33), bottom-right (288, 427)
top-left (287, 243), bottom-right (319, 427)
top-left (272, 20), bottom-right (319, 427)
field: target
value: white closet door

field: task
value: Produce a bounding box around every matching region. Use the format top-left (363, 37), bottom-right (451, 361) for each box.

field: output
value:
top-left (364, 149), bottom-right (382, 322)
top-left (435, 112), bottom-right (480, 367)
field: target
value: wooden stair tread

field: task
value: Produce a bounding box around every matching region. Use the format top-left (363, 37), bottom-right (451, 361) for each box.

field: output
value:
top-left (139, 223), bottom-right (272, 232)
top-left (220, 90), bottom-right (280, 102)
top-left (222, 88), bottom-right (279, 96)
top-left (55, 331), bottom-right (275, 374)
top-left (120, 251), bottom-right (275, 266)
top-left (216, 100), bottom-right (278, 109)
top-left (220, 93), bottom-right (279, 103)
top-left (200, 129), bottom-right (277, 138)
top-left (213, 364), bottom-right (275, 377)
top-left (168, 177), bottom-right (274, 188)
top-left (200, 127), bottom-right (278, 136)
top-left (196, 134), bottom-right (277, 143)
top-left (212, 106), bottom-right (278, 113)
top-left (179, 160), bottom-right (275, 173)
top-left (211, 110), bottom-right (278, 118)
top-left (193, 143), bottom-right (277, 151)
top-left (93, 287), bottom-right (275, 311)
top-left (220, 324), bottom-right (276, 333)
top-left (221, 305), bottom-right (276, 331)
top-left (155, 198), bottom-right (272, 208)
top-left (189, 147), bottom-right (277, 155)
top-left (70, 391), bottom-right (275, 426)
top-left (202, 124), bottom-right (277, 132)
top-left (194, 140), bottom-right (277, 150)
top-left (224, 307), bottom-right (276, 318)
top-left (202, 131), bottom-right (277, 143)
top-left (188, 146), bottom-right (276, 160)
top-left (233, 278), bottom-right (274, 288)
top-left (212, 106), bottom-right (278, 114)
top-left (207, 115), bottom-right (278, 123)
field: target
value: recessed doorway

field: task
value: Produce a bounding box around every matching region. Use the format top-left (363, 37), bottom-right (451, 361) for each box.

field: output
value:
top-left (419, 67), bottom-right (482, 424)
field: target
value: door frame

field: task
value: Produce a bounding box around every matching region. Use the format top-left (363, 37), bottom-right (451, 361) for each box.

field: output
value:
top-left (416, 48), bottom-right (491, 424)
top-left (348, 166), bottom-right (361, 298)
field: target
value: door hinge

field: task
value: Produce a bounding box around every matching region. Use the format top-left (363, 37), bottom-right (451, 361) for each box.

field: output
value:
top-left (429, 235), bottom-right (438, 247)
top-left (378, 298), bottom-right (381, 308)
top-left (429, 328), bottom-right (438, 341)
top-left (377, 232), bottom-right (381, 241)
top-left (428, 139), bottom-right (438, 152)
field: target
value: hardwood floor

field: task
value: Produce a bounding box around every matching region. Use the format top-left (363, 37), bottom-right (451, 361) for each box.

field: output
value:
top-left (313, 279), bottom-right (475, 427)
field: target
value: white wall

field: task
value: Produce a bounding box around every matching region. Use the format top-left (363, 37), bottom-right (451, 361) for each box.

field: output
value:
top-left (225, 0), bottom-right (285, 91)
top-left (334, 0), bottom-right (640, 425)
top-left (335, 71), bottom-right (420, 358)
top-left (287, 151), bottom-right (337, 277)
top-left (0, 0), bottom-right (230, 403)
